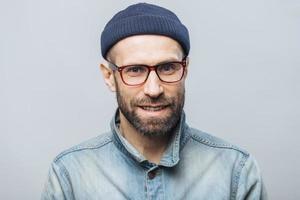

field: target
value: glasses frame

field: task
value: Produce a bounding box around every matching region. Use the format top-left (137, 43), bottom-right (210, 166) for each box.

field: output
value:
top-left (108, 58), bottom-right (187, 86)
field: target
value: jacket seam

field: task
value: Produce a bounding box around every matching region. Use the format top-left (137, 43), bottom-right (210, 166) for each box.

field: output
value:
top-left (190, 133), bottom-right (249, 157)
top-left (53, 161), bottom-right (74, 199)
top-left (54, 136), bottom-right (113, 162)
top-left (230, 153), bottom-right (249, 200)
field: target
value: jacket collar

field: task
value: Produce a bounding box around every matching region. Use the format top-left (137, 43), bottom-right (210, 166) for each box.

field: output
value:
top-left (110, 109), bottom-right (191, 168)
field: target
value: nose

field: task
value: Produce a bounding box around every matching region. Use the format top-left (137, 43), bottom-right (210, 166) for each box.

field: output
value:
top-left (143, 71), bottom-right (164, 98)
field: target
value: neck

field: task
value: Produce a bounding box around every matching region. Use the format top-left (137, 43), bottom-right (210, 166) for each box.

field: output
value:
top-left (119, 111), bottom-right (173, 164)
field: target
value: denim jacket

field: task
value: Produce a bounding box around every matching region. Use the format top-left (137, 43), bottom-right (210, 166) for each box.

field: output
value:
top-left (41, 111), bottom-right (267, 200)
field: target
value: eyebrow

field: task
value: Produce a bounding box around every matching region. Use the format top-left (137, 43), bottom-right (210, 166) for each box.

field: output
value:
top-left (155, 58), bottom-right (182, 65)
top-left (122, 58), bottom-right (182, 67)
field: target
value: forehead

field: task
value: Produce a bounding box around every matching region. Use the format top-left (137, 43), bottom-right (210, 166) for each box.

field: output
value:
top-left (108, 35), bottom-right (184, 65)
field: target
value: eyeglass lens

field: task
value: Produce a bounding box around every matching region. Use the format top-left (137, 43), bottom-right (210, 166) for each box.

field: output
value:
top-left (121, 62), bottom-right (184, 85)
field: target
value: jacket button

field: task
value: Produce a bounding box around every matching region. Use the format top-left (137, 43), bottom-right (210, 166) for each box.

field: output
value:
top-left (148, 171), bottom-right (156, 179)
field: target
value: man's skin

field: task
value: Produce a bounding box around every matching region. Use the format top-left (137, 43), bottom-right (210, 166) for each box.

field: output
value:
top-left (100, 35), bottom-right (189, 164)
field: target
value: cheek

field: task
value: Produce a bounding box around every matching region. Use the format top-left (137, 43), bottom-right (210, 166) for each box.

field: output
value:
top-left (165, 83), bottom-right (185, 97)
top-left (117, 84), bottom-right (141, 105)
top-left (115, 75), bottom-right (131, 96)
top-left (123, 90), bottom-right (138, 102)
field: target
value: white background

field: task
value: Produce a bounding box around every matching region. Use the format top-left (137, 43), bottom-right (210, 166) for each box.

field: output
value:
top-left (1, 0), bottom-right (299, 199)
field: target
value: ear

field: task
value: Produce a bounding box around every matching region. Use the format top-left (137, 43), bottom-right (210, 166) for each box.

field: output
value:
top-left (99, 63), bottom-right (116, 92)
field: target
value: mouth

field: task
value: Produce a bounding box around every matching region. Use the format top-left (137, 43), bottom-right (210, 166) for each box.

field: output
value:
top-left (138, 105), bottom-right (169, 112)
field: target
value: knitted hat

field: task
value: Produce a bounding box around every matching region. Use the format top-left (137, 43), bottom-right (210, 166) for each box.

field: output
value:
top-left (100, 3), bottom-right (190, 58)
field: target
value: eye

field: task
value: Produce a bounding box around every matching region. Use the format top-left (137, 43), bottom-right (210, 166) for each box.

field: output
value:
top-left (123, 65), bottom-right (147, 77)
top-left (158, 63), bottom-right (180, 75)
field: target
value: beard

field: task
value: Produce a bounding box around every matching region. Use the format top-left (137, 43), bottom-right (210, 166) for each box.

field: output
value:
top-left (115, 84), bottom-right (185, 137)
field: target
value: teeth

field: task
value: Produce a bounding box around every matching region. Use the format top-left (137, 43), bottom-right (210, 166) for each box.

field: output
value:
top-left (141, 106), bottom-right (165, 111)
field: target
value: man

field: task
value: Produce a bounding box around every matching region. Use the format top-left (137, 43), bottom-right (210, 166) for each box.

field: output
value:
top-left (42, 3), bottom-right (267, 200)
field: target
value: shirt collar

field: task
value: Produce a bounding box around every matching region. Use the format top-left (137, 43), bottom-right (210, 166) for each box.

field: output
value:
top-left (110, 109), bottom-right (191, 168)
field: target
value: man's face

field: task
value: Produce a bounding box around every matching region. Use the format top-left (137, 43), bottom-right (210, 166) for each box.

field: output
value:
top-left (106, 35), bottom-right (187, 137)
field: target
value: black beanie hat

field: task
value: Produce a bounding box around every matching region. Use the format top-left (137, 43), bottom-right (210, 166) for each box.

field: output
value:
top-left (100, 3), bottom-right (190, 58)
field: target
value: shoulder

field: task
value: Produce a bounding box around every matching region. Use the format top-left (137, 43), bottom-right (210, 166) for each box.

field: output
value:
top-left (53, 131), bottom-right (113, 163)
top-left (186, 126), bottom-right (249, 157)
top-left (185, 127), bottom-right (266, 199)
top-left (184, 127), bottom-right (257, 185)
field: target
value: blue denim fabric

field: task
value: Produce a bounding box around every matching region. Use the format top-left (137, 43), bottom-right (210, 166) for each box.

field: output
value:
top-left (41, 111), bottom-right (267, 200)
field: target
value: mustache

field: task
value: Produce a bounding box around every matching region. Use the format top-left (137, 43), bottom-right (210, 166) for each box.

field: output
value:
top-left (132, 95), bottom-right (173, 106)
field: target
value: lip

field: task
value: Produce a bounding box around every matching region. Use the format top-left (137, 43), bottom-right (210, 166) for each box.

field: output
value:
top-left (137, 104), bottom-right (170, 115)
top-left (138, 104), bottom-right (169, 107)
top-left (138, 105), bottom-right (169, 110)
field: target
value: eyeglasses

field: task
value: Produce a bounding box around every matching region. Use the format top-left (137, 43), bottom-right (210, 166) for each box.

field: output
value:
top-left (108, 58), bottom-right (187, 86)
